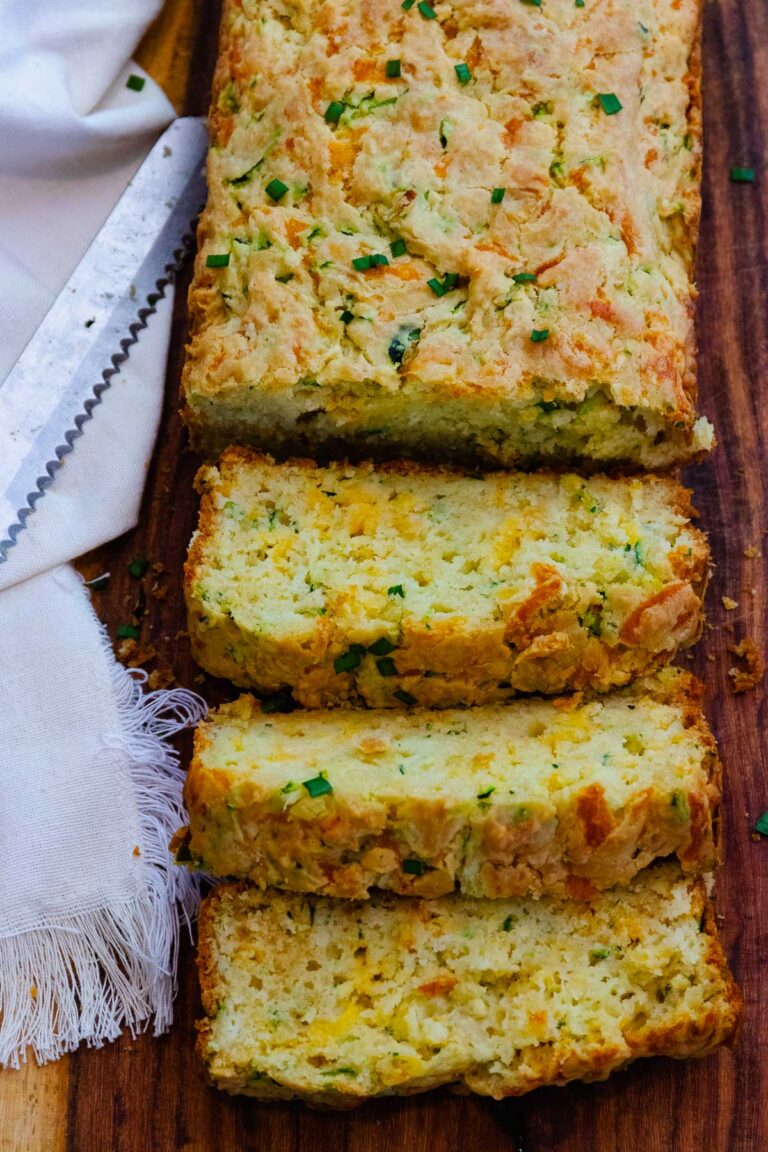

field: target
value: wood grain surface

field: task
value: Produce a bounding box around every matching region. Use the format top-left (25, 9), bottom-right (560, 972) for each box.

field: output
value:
top-left (4, 0), bottom-right (768, 1147)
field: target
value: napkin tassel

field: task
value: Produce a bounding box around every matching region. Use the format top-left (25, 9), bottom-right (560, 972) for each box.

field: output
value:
top-left (0, 636), bottom-right (206, 1068)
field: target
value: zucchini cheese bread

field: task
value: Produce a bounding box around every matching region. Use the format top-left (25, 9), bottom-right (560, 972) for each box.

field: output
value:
top-left (185, 450), bottom-right (709, 706)
top-left (182, 0), bottom-right (712, 468)
top-left (197, 865), bottom-right (739, 1105)
top-left (177, 670), bottom-right (720, 899)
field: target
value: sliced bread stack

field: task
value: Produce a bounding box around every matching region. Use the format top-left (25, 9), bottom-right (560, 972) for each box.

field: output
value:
top-left (177, 0), bottom-right (739, 1109)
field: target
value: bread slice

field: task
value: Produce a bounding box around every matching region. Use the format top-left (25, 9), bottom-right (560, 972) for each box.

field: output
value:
top-left (176, 669), bottom-right (719, 900)
top-left (196, 865), bottom-right (739, 1106)
top-left (185, 450), bottom-right (709, 706)
top-left (182, 0), bottom-right (712, 469)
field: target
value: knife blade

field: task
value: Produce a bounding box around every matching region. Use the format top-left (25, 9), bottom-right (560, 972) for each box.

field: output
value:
top-left (0, 116), bottom-right (208, 563)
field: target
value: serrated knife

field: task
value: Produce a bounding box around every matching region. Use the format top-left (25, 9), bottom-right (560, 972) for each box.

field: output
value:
top-left (0, 116), bottom-right (208, 563)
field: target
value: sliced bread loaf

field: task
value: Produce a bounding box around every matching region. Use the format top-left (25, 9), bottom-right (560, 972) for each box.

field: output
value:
top-left (197, 865), bottom-right (739, 1106)
top-left (177, 669), bottom-right (719, 899)
top-left (185, 450), bottom-right (708, 705)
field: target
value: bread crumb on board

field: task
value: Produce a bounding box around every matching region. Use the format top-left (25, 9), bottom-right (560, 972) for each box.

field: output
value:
top-left (147, 665), bottom-right (176, 691)
top-left (743, 545), bottom-right (762, 559)
top-left (721, 596), bottom-right (739, 611)
top-left (117, 637), bottom-right (137, 661)
top-left (727, 639), bottom-right (765, 694)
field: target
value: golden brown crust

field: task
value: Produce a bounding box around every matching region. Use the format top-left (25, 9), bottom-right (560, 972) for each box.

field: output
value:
top-left (181, 0), bottom-right (712, 468)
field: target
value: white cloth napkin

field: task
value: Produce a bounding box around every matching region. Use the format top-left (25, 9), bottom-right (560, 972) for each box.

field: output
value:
top-left (0, 0), bottom-right (206, 1066)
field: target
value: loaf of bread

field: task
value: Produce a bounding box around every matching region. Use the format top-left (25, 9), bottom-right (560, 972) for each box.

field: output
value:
top-left (181, 0), bottom-right (711, 468)
top-left (185, 450), bottom-right (708, 705)
top-left (177, 669), bottom-right (719, 899)
top-left (196, 864), bottom-right (739, 1106)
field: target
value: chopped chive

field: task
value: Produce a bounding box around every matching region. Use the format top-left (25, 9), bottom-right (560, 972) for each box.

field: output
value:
top-left (490, 187), bottom-right (506, 204)
top-left (394, 688), bottom-right (417, 705)
top-left (340, 309), bottom-right (355, 323)
top-left (388, 584), bottom-right (405, 597)
top-left (501, 915), bottom-right (515, 931)
top-left (126, 74), bottom-right (145, 92)
top-left (369, 637), bottom-right (397, 656)
top-left (324, 100), bottom-right (345, 124)
top-left (730, 167), bottom-right (755, 183)
top-left (454, 62), bottom-right (471, 86)
top-left (755, 812), bottom-right (768, 836)
top-left (417, 0), bottom-right (437, 17)
top-left (477, 787), bottom-right (496, 800)
top-left (403, 858), bottom-right (430, 875)
top-left (512, 271), bottom-right (537, 283)
top-left (116, 624), bottom-right (139, 640)
top-left (265, 178), bottom-right (289, 201)
top-left (128, 556), bottom-right (149, 579)
top-left (520, 0), bottom-right (542, 7)
top-left (206, 253), bottom-right (230, 268)
top-left (333, 645), bottom-right (366, 673)
top-left (302, 774), bottom-right (333, 798)
top-left (402, 0), bottom-right (416, 7)
top-left (373, 645), bottom-right (396, 672)
top-left (386, 59), bottom-right (402, 78)
top-left (598, 92), bottom-right (622, 115)
top-left (353, 253), bottom-right (389, 271)
top-left (530, 328), bottom-right (550, 342)
top-left (589, 947), bottom-right (611, 961)
top-left (390, 237), bottom-right (407, 258)
top-left (575, 0), bottom-right (585, 6)
top-left (427, 272), bottom-right (459, 297)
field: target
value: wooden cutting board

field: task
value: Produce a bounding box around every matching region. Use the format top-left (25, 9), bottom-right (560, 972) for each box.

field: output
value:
top-left (3, 0), bottom-right (767, 1147)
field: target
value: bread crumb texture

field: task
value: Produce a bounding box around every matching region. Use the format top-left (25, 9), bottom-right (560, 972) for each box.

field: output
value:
top-left (182, 0), bottom-right (711, 467)
top-left (181, 668), bottom-right (720, 898)
top-left (185, 451), bottom-right (709, 705)
top-left (196, 864), bottom-right (740, 1106)
top-left (727, 639), bottom-right (764, 694)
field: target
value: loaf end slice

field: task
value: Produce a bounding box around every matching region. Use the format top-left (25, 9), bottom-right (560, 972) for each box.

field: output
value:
top-left (196, 865), bottom-right (740, 1106)
top-left (182, 0), bottom-right (711, 469)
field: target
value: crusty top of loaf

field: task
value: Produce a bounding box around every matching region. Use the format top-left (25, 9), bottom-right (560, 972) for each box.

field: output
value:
top-left (185, 0), bottom-right (703, 428)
